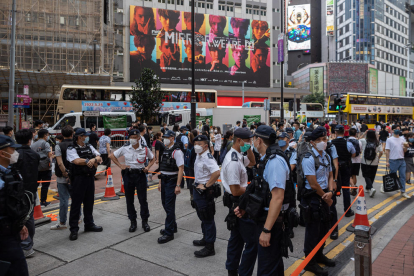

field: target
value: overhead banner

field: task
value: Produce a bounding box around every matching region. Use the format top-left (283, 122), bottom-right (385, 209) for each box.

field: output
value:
top-left (286, 4), bottom-right (311, 50)
top-left (400, 76), bottom-right (406, 96)
top-left (309, 67), bottom-right (324, 94)
top-left (103, 115), bottom-right (127, 128)
top-left (350, 105), bottom-right (412, 114)
top-left (369, 68), bottom-right (378, 94)
top-left (326, 0), bottom-right (335, 36)
top-left (129, 6), bottom-right (270, 87)
top-left (159, 102), bottom-right (197, 112)
top-left (82, 101), bottom-right (133, 112)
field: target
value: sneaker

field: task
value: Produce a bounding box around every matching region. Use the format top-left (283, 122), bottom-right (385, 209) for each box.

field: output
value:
top-left (50, 223), bottom-right (67, 230)
top-left (370, 188), bottom-right (376, 198)
top-left (401, 192), bottom-right (411, 199)
top-left (380, 186), bottom-right (385, 193)
top-left (24, 248), bottom-right (35, 258)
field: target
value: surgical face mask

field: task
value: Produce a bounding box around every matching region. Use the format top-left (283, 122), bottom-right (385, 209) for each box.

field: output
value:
top-left (409, 138), bottom-right (414, 143)
top-left (315, 141), bottom-right (327, 151)
top-left (46, 136), bottom-right (50, 141)
top-left (130, 139), bottom-right (138, 146)
top-left (34, 135), bottom-right (38, 140)
top-left (210, 130), bottom-right (213, 133)
top-left (240, 140), bottom-right (251, 152)
top-left (186, 131), bottom-right (189, 135)
top-left (278, 140), bottom-right (287, 148)
top-left (84, 137), bottom-right (89, 144)
top-left (56, 141), bottom-right (60, 145)
top-left (394, 130), bottom-right (401, 136)
top-left (292, 126), bottom-right (296, 131)
top-left (214, 130), bottom-right (217, 133)
top-left (2, 150), bottom-right (19, 164)
top-left (164, 138), bottom-right (171, 146)
top-left (194, 145), bottom-right (204, 154)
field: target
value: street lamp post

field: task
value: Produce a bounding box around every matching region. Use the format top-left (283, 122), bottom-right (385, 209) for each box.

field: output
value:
top-left (190, 0), bottom-right (196, 130)
top-left (406, 43), bottom-right (411, 97)
top-left (8, 0), bottom-right (16, 128)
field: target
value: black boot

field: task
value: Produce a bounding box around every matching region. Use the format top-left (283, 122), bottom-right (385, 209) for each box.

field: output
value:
top-left (289, 228), bottom-right (294, 239)
top-left (315, 253), bottom-right (336, 267)
top-left (193, 237), bottom-right (206, 246)
top-left (142, 220), bottom-right (150, 232)
top-left (129, 220), bottom-right (137, 232)
top-left (304, 260), bottom-right (328, 276)
top-left (194, 243), bottom-right (215, 258)
top-left (228, 269), bottom-right (238, 276)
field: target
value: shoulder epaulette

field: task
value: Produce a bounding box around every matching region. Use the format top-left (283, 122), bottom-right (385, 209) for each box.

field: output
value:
top-left (207, 153), bottom-right (214, 159)
top-left (304, 152), bottom-right (312, 158)
top-left (231, 152), bottom-right (238, 161)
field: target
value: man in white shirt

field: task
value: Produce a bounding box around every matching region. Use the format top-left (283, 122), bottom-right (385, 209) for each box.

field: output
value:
top-left (385, 127), bottom-right (411, 198)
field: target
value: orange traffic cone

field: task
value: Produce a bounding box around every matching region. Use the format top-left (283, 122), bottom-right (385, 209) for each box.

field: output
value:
top-left (102, 168), bottom-right (120, 201)
top-left (34, 191), bottom-right (51, 226)
top-left (117, 177), bottom-right (125, 196)
top-left (346, 185), bottom-right (376, 234)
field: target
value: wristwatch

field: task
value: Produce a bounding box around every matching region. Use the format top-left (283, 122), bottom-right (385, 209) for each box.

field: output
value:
top-left (262, 227), bottom-right (271, 234)
top-left (329, 190), bottom-right (335, 196)
top-left (203, 184), bottom-right (207, 189)
top-left (85, 158), bottom-right (90, 164)
top-left (334, 179), bottom-right (338, 182)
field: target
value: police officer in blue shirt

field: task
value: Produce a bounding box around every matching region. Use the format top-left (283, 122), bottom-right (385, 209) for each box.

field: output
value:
top-left (325, 142), bottom-right (340, 240)
top-left (176, 126), bottom-right (189, 149)
top-left (331, 125), bottom-right (356, 218)
top-left (192, 135), bottom-right (220, 258)
top-left (301, 127), bottom-right (336, 276)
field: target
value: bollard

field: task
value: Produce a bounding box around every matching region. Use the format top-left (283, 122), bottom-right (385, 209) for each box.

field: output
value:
top-left (354, 225), bottom-right (372, 276)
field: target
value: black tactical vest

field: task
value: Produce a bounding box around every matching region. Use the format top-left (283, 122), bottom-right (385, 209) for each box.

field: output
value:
top-left (159, 144), bottom-right (181, 172)
top-left (331, 138), bottom-right (352, 164)
top-left (257, 144), bottom-right (296, 208)
top-left (69, 143), bottom-right (97, 176)
top-left (55, 139), bottom-right (73, 178)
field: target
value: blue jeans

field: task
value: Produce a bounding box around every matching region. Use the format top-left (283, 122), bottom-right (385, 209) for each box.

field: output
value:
top-left (226, 217), bottom-right (259, 276)
top-left (57, 182), bottom-right (83, 224)
top-left (161, 176), bottom-right (178, 236)
top-left (389, 159), bottom-right (406, 193)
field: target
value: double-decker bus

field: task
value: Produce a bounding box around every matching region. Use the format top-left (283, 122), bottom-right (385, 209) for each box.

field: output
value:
top-left (328, 93), bottom-right (414, 128)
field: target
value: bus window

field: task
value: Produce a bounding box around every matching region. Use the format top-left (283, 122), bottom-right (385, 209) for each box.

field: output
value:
top-left (63, 89), bottom-right (79, 100)
top-left (349, 95), bottom-right (357, 104)
top-left (82, 90), bottom-right (103, 100)
top-left (357, 96), bottom-right (367, 105)
top-left (169, 114), bottom-right (182, 125)
top-left (98, 116), bottom-right (104, 128)
top-left (104, 90), bottom-right (111, 100)
top-left (377, 97), bottom-right (386, 105)
top-left (367, 97), bottom-right (378, 105)
top-left (55, 116), bottom-right (76, 130)
top-left (251, 102), bottom-right (264, 107)
top-left (270, 103), bottom-right (280, 110)
top-left (359, 114), bottom-right (376, 124)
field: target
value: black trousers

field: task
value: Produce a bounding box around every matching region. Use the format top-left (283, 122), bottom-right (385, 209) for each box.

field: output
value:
top-left (101, 153), bottom-right (111, 168)
top-left (0, 234), bottom-right (29, 276)
top-left (69, 175), bottom-right (95, 233)
top-left (361, 164), bottom-right (378, 190)
top-left (123, 171), bottom-right (149, 221)
top-left (20, 209), bottom-right (34, 251)
top-left (38, 170), bottom-right (52, 203)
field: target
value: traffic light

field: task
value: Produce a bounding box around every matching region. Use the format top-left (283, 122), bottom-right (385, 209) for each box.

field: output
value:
top-left (334, 96), bottom-right (346, 111)
top-left (288, 100), bottom-right (294, 111)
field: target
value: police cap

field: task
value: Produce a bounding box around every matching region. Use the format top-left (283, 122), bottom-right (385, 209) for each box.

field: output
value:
top-left (254, 125), bottom-right (276, 139)
top-left (180, 126), bottom-right (189, 131)
top-left (163, 130), bottom-right (176, 138)
top-left (0, 135), bottom-right (21, 150)
top-left (285, 127), bottom-right (294, 133)
top-left (335, 124), bottom-right (345, 131)
top-left (234, 128), bottom-right (254, 139)
top-left (278, 132), bottom-right (289, 139)
top-left (310, 126), bottom-right (327, 141)
top-left (75, 128), bottom-right (90, 136)
top-left (193, 135), bottom-right (208, 143)
top-left (129, 129), bottom-right (141, 137)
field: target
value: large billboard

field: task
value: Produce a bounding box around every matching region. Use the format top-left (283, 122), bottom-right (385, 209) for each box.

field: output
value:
top-left (328, 63), bottom-right (368, 94)
top-left (400, 76), bottom-right (406, 96)
top-left (309, 67), bottom-right (324, 94)
top-left (326, 0), bottom-right (335, 36)
top-left (369, 68), bottom-right (378, 94)
top-left (129, 6), bottom-right (271, 87)
top-left (286, 4), bottom-right (311, 51)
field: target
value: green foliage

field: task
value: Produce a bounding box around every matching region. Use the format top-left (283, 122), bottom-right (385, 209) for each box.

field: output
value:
top-left (301, 92), bottom-right (325, 107)
top-left (130, 68), bottom-right (166, 122)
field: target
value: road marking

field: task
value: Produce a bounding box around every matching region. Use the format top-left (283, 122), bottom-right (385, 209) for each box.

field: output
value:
top-left (284, 187), bottom-right (414, 275)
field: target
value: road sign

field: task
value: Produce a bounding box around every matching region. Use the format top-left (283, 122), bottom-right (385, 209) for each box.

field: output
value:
top-left (82, 111), bottom-right (100, 117)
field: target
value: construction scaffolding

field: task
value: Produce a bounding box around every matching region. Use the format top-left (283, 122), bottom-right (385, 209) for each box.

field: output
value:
top-left (0, 0), bottom-right (114, 124)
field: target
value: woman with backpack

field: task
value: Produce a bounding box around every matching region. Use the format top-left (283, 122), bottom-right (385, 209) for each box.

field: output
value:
top-left (379, 125), bottom-right (389, 152)
top-left (360, 130), bottom-right (383, 198)
top-left (403, 132), bottom-right (414, 184)
top-left (213, 127), bottom-right (222, 162)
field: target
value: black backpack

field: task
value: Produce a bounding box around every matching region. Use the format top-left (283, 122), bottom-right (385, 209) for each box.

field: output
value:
top-left (349, 138), bottom-right (361, 157)
top-left (364, 142), bottom-right (377, 164)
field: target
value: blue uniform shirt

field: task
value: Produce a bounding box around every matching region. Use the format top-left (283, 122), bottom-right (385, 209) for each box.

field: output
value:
top-left (262, 154), bottom-right (289, 192)
top-left (286, 148), bottom-right (297, 165)
top-left (0, 164), bottom-right (10, 190)
top-left (329, 144), bottom-right (338, 159)
top-left (181, 135), bottom-right (189, 146)
top-left (302, 147), bottom-right (332, 190)
top-left (336, 136), bottom-right (356, 154)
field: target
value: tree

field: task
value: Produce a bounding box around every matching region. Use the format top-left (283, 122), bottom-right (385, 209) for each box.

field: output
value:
top-left (301, 91), bottom-right (325, 108)
top-left (130, 68), bottom-right (166, 123)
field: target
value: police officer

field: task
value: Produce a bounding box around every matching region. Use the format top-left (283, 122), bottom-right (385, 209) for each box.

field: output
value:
top-left (301, 127), bottom-right (336, 276)
top-left (331, 125), bottom-right (356, 218)
top-left (325, 140), bottom-right (340, 240)
top-left (110, 129), bottom-right (155, 233)
top-left (157, 130), bottom-right (184, 244)
top-left (0, 135), bottom-right (30, 276)
top-left (285, 127), bottom-right (297, 148)
top-left (221, 128), bottom-right (256, 276)
top-left (237, 126), bottom-right (292, 275)
top-left (67, 128), bottom-right (102, 241)
top-left (192, 135), bottom-right (220, 258)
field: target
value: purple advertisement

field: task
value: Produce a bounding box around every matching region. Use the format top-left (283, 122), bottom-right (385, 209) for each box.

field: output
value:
top-left (277, 34), bottom-right (284, 63)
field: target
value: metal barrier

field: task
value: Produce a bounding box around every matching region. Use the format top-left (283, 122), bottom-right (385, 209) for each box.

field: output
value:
top-left (355, 225), bottom-right (372, 276)
top-left (110, 135), bottom-right (127, 149)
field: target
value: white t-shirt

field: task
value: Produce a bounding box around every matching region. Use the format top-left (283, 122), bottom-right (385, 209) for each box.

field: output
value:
top-left (220, 148), bottom-right (250, 194)
top-left (349, 137), bottom-right (362, 163)
top-left (360, 139), bottom-right (383, 166)
top-left (355, 122), bottom-right (361, 132)
top-left (214, 134), bottom-right (222, 151)
top-left (385, 136), bottom-right (405, 160)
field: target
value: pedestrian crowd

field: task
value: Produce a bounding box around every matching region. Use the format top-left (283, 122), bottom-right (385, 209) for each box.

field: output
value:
top-left (0, 116), bottom-right (413, 276)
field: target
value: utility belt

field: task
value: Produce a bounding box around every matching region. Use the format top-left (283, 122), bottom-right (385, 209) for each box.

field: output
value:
top-left (223, 191), bottom-right (240, 231)
top-left (159, 174), bottom-right (178, 181)
top-left (223, 191), bottom-right (239, 208)
top-left (338, 160), bottom-right (351, 168)
top-left (299, 189), bottom-right (332, 225)
top-left (122, 168), bottom-right (146, 175)
top-left (193, 182), bottom-right (221, 198)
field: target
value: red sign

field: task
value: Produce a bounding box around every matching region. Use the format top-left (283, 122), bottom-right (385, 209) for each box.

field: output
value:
top-left (2, 104), bottom-right (8, 111)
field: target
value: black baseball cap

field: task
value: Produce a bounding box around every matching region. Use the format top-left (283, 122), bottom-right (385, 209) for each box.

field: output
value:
top-left (0, 135), bottom-right (21, 150)
top-left (129, 129), bottom-right (141, 136)
top-left (75, 128), bottom-right (90, 136)
top-left (234, 128), bottom-right (254, 139)
top-left (335, 125), bottom-right (345, 131)
top-left (254, 125), bottom-right (276, 139)
top-left (278, 132), bottom-right (289, 139)
top-left (285, 127), bottom-right (294, 133)
top-left (310, 126), bottom-right (327, 141)
top-left (180, 126), bottom-right (189, 131)
top-left (193, 135), bottom-right (208, 143)
top-left (163, 130), bottom-right (176, 138)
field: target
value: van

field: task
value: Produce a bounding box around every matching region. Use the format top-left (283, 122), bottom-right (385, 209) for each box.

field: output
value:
top-left (48, 112), bottom-right (136, 140)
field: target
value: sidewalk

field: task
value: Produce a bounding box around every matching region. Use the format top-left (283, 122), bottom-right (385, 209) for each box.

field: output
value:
top-left (372, 214), bottom-right (414, 276)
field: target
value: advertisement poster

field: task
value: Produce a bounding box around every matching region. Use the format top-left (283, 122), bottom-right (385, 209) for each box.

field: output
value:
top-left (328, 63), bottom-right (368, 94)
top-left (129, 6), bottom-right (270, 87)
top-left (369, 68), bottom-right (378, 94)
top-left (159, 102), bottom-right (197, 112)
top-left (400, 76), bottom-right (406, 96)
top-left (243, 115), bottom-right (261, 126)
top-left (196, 115), bottom-right (213, 126)
top-left (286, 4), bottom-right (311, 51)
top-left (326, 0), bottom-right (335, 36)
top-left (82, 101), bottom-right (134, 112)
top-left (103, 115), bottom-right (127, 128)
top-left (309, 67), bottom-right (324, 94)
top-left (277, 34), bottom-right (284, 63)
top-left (350, 105), bottom-right (412, 114)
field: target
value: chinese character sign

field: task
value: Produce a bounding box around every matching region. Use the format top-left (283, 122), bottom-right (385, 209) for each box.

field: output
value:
top-left (309, 67), bottom-right (324, 94)
top-left (369, 68), bottom-right (378, 94)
